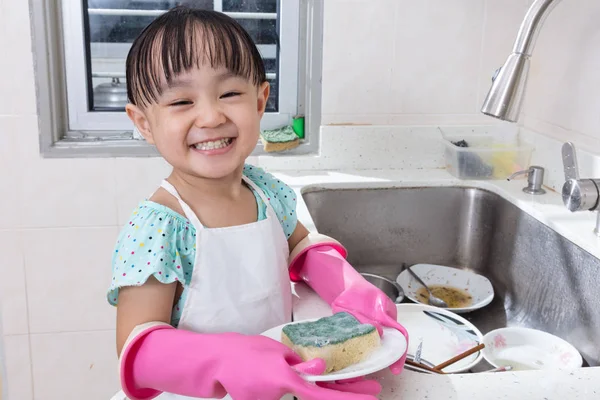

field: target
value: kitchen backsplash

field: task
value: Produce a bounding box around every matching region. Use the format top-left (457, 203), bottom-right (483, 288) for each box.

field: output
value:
top-left (321, 0), bottom-right (600, 153)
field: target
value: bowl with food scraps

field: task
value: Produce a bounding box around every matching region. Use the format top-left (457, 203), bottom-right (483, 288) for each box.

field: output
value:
top-left (396, 263), bottom-right (494, 313)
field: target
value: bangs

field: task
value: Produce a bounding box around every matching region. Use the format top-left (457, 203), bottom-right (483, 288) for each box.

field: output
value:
top-left (126, 6), bottom-right (267, 107)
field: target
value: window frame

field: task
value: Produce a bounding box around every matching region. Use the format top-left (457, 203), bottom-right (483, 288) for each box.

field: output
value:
top-left (30, 0), bottom-right (323, 158)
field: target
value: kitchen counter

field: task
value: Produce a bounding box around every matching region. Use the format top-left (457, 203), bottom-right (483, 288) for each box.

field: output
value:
top-left (271, 167), bottom-right (600, 400)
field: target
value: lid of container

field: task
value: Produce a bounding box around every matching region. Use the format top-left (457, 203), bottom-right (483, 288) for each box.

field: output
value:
top-left (94, 77), bottom-right (127, 108)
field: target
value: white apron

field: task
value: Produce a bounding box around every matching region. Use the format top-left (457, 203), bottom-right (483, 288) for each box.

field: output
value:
top-left (156, 176), bottom-right (293, 400)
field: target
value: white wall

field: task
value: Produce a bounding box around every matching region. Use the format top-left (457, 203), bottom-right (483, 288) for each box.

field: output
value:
top-left (320, 0), bottom-right (531, 126)
top-left (320, 0), bottom-right (600, 157)
top-left (521, 0), bottom-right (600, 154)
top-left (1, 0), bottom-right (598, 399)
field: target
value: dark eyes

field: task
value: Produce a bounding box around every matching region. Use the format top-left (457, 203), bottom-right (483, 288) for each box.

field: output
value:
top-left (221, 92), bottom-right (241, 99)
top-left (168, 92), bottom-right (241, 106)
top-left (169, 100), bottom-right (193, 107)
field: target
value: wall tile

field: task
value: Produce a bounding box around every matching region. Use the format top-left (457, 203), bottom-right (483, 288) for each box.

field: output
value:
top-left (0, 231), bottom-right (28, 335)
top-left (4, 335), bottom-right (33, 400)
top-left (24, 227), bottom-right (118, 333)
top-left (321, 0), bottom-right (396, 116)
top-left (0, 115), bottom-right (40, 229)
top-left (522, 0), bottom-right (600, 145)
top-left (30, 331), bottom-right (119, 400)
top-left (19, 158), bottom-right (118, 228)
top-left (0, 0), bottom-right (37, 116)
top-left (478, 0), bottom-right (531, 105)
top-left (391, 0), bottom-right (485, 114)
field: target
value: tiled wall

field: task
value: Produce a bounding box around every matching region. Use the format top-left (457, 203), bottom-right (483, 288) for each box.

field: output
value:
top-left (521, 0), bottom-right (600, 154)
top-left (321, 0), bottom-right (600, 157)
top-left (1, 0), bottom-right (599, 399)
top-left (0, 2), bottom-right (160, 397)
top-left (320, 0), bottom-right (532, 126)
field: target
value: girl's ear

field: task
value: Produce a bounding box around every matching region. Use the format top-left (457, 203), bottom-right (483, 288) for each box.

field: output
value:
top-left (256, 81), bottom-right (270, 117)
top-left (126, 104), bottom-right (155, 144)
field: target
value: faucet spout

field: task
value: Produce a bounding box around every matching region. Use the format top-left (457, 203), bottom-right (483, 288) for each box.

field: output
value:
top-left (480, 0), bottom-right (563, 122)
top-left (512, 0), bottom-right (562, 56)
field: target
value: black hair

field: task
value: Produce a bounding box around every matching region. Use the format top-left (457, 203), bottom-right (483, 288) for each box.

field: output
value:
top-left (125, 6), bottom-right (267, 108)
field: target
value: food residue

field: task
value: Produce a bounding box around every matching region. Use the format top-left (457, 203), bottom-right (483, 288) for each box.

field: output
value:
top-left (416, 285), bottom-right (473, 308)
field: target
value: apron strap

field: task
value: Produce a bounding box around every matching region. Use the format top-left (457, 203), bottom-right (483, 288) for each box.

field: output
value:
top-left (160, 180), bottom-right (204, 230)
top-left (242, 175), bottom-right (278, 219)
top-left (158, 176), bottom-right (277, 227)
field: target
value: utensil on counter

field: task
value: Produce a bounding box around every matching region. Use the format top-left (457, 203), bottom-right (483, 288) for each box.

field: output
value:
top-left (404, 264), bottom-right (448, 308)
top-left (405, 360), bottom-right (445, 375)
top-left (405, 343), bottom-right (487, 374)
top-left (433, 343), bottom-right (486, 372)
top-left (414, 341), bottom-right (423, 364)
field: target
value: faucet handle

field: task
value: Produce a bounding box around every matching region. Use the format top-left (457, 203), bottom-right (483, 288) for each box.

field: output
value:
top-left (562, 142), bottom-right (580, 181)
top-left (561, 142), bottom-right (600, 212)
top-left (560, 140), bottom-right (600, 236)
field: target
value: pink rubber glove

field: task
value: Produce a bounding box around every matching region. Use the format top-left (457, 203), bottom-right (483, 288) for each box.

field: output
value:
top-left (120, 324), bottom-right (379, 400)
top-left (290, 245), bottom-right (409, 374)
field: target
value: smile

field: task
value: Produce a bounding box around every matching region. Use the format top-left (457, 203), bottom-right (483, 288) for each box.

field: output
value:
top-left (192, 138), bottom-right (233, 151)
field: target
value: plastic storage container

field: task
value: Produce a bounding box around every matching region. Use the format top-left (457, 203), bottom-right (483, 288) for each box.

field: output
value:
top-left (441, 126), bottom-right (533, 180)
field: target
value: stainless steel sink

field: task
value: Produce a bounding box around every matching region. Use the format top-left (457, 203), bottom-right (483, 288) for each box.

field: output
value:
top-left (302, 185), bottom-right (600, 370)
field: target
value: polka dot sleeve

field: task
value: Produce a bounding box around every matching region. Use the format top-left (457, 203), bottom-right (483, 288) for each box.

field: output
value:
top-left (107, 203), bottom-right (195, 306)
top-left (243, 164), bottom-right (298, 238)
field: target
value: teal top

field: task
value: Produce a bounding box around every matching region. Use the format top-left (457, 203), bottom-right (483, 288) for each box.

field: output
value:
top-left (107, 165), bottom-right (298, 327)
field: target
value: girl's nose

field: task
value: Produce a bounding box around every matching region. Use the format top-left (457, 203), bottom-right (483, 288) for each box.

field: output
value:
top-left (194, 103), bottom-right (227, 129)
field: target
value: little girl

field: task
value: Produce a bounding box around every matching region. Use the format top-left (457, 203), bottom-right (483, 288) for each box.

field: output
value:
top-left (108, 6), bottom-right (408, 400)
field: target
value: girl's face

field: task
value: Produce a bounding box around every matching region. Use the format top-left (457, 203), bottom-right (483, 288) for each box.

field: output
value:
top-left (127, 66), bottom-right (269, 179)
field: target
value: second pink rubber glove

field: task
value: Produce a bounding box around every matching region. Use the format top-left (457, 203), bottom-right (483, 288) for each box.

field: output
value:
top-left (290, 244), bottom-right (409, 374)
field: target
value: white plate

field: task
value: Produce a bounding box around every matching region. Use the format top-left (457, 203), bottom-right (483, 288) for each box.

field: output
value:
top-left (396, 263), bottom-right (494, 313)
top-left (482, 327), bottom-right (583, 371)
top-left (396, 304), bottom-right (483, 373)
top-left (261, 318), bottom-right (407, 382)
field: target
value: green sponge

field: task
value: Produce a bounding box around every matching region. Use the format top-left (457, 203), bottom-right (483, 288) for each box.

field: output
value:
top-left (281, 312), bottom-right (381, 373)
top-left (282, 312), bottom-right (377, 348)
top-left (260, 125), bottom-right (300, 153)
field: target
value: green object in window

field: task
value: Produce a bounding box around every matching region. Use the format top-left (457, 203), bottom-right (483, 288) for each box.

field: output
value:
top-left (292, 115), bottom-right (305, 139)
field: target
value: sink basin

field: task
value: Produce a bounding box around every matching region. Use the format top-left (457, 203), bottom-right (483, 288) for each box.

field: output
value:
top-left (302, 185), bottom-right (600, 370)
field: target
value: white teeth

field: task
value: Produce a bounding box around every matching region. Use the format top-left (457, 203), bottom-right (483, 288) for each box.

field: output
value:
top-left (193, 138), bottom-right (232, 151)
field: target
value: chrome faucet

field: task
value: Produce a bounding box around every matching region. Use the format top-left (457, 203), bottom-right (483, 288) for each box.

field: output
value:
top-left (481, 0), bottom-right (562, 122)
top-left (561, 142), bottom-right (600, 236)
top-left (481, 0), bottom-right (600, 235)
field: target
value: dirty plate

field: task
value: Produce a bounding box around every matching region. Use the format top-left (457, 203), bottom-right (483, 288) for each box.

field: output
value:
top-left (396, 303), bottom-right (483, 373)
top-left (261, 318), bottom-right (407, 382)
top-left (396, 263), bottom-right (494, 313)
top-left (482, 327), bottom-right (582, 371)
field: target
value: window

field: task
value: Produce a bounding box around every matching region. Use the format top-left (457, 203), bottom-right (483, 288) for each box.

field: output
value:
top-left (31, 0), bottom-right (322, 157)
